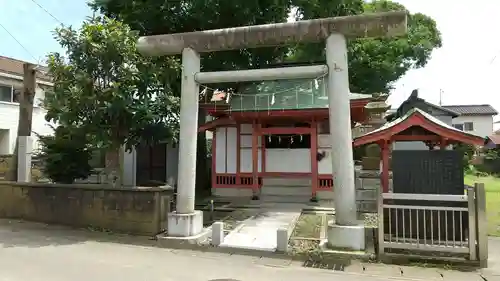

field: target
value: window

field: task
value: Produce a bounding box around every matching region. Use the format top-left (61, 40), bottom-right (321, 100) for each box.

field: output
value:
top-left (0, 85), bottom-right (22, 103)
top-left (12, 88), bottom-right (21, 103)
top-left (264, 134), bottom-right (311, 149)
top-left (464, 122), bottom-right (474, 131)
top-left (453, 124), bottom-right (464, 131)
top-left (0, 85), bottom-right (12, 102)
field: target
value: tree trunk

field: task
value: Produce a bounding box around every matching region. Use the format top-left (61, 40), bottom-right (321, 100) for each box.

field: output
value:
top-left (7, 63), bottom-right (36, 182)
top-left (196, 109), bottom-right (210, 199)
top-left (104, 147), bottom-right (122, 187)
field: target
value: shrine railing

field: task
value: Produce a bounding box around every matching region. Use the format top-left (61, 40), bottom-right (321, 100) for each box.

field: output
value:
top-left (377, 184), bottom-right (488, 266)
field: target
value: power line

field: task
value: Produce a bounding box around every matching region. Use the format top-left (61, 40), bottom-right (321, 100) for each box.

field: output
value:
top-left (0, 21), bottom-right (40, 64)
top-left (29, 0), bottom-right (64, 25)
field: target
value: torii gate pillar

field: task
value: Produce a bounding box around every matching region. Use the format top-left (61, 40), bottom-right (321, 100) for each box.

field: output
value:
top-left (137, 11), bottom-right (407, 247)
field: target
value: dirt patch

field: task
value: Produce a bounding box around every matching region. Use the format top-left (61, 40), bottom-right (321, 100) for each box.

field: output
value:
top-left (291, 214), bottom-right (324, 239)
top-left (203, 210), bottom-right (231, 227)
top-left (361, 213), bottom-right (378, 228)
top-left (288, 213), bottom-right (325, 256)
top-left (289, 239), bottom-right (321, 255)
top-left (325, 213), bottom-right (378, 228)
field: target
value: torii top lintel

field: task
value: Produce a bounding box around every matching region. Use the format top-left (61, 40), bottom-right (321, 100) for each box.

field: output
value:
top-left (137, 11), bottom-right (407, 56)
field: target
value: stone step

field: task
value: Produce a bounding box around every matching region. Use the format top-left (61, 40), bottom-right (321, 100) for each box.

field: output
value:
top-left (259, 195), bottom-right (312, 204)
top-left (261, 185), bottom-right (311, 196)
top-left (262, 177), bottom-right (311, 187)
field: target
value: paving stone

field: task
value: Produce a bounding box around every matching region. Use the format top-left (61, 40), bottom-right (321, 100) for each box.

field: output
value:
top-left (197, 251), bottom-right (233, 259)
top-left (171, 249), bottom-right (202, 256)
top-left (438, 270), bottom-right (485, 281)
top-left (255, 257), bottom-right (293, 267)
top-left (360, 263), bottom-right (405, 277)
top-left (397, 266), bottom-right (442, 280)
top-left (342, 261), bottom-right (366, 273)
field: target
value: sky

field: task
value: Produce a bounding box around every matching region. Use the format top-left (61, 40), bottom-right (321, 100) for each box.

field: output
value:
top-left (1, 0), bottom-right (499, 122)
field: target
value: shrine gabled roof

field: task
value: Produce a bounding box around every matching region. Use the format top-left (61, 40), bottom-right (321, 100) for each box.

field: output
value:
top-left (229, 77), bottom-right (372, 112)
top-left (353, 108), bottom-right (486, 147)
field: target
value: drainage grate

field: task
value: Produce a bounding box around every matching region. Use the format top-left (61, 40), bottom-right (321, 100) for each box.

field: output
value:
top-left (302, 260), bottom-right (345, 271)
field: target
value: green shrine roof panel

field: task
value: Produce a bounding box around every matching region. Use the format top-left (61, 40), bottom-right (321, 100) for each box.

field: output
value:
top-left (229, 77), bottom-right (372, 112)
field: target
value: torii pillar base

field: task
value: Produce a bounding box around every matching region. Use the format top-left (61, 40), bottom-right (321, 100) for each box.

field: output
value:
top-left (167, 211), bottom-right (204, 237)
top-left (326, 223), bottom-right (365, 251)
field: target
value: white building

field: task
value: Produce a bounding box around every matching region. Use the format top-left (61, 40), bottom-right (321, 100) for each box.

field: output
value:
top-left (388, 91), bottom-right (496, 151)
top-left (0, 56), bottom-right (54, 155)
top-left (441, 105), bottom-right (498, 137)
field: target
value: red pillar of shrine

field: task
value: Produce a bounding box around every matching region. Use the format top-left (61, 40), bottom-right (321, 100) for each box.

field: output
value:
top-left (252, 121), bottom-right (260, 199)
top-left (310, 121), bottom-right (319, 200)
top-left (381, 140), bottom-right (391, 193)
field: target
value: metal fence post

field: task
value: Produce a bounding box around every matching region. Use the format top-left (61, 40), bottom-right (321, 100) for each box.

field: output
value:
top-left (377, 184), bottom-right (384, 257)
top-left (467, 186), bottom-right (477, 260)
top-left (474, 183), bottom-right (488, 267)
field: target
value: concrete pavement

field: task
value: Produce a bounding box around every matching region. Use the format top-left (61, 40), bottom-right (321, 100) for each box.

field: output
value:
top-left (220, 210), bottom-right (300, 251)
top-left (0, 219), bottom-right (492, 281)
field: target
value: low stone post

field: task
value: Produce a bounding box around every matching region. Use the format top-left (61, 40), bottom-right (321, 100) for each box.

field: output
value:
top-left (211, 221), bottom-right (224, 246)
top-left (276, 228), bottom-right (289, 252)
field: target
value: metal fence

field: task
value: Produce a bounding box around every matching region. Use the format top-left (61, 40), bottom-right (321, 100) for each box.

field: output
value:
top-left (377, 183), bottom-right (488, 266)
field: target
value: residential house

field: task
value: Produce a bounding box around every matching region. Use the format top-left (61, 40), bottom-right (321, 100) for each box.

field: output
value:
top-left (441, 105), bottom-right (498, 137)
top-left (0, 56), bottom-right (54, 155)
top-left (386, 90), bottom-right (460, 150)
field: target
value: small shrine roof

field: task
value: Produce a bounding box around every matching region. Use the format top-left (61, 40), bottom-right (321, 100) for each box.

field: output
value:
top-left (353, 108), bottom-right (486, 147)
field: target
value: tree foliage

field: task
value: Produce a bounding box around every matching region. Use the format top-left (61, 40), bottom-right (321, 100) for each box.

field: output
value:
top-left (90, 0), bottom-right (293, 192)
top-left (45, 16), bottom-right (180, 150)
top-left (37, 126), bottom-right (94, 184)
top-left (86, 0), bottom-right (441, 189)
top-left (91, 0), bottom-right (442, 95)
top-left (289, 0), bottom-right (442, 94)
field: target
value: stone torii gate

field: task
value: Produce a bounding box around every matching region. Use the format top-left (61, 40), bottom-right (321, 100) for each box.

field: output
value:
top-left (137, 11), bottom-right (407, 250)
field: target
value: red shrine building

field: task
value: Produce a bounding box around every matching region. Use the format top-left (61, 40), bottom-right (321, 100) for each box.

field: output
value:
top-left (198, 75), bottom-right (382, 201)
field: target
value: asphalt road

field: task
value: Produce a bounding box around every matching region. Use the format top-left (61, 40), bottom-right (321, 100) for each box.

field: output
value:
top-left (0, 220), bottom-right (489, 281)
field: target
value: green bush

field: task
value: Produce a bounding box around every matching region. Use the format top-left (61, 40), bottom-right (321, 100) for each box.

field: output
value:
top-left (453, 143), bottom-right (475, 172)
top-left (37, 126), bottom-right (93, 184)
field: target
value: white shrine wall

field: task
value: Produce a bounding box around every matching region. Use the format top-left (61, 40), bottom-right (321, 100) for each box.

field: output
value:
top-left (214, 124), bottom-right (335, 175)
top-left (317, 134), bottom-right (333, 175)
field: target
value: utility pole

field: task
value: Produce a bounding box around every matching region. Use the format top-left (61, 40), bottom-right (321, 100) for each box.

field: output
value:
top-left (7, 63), bottom-right (36, 181)
top-left (439, 89), bottom-right (443, 106)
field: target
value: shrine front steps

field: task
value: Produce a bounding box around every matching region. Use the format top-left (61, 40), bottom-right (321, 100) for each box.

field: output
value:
top-left (259, 186), bottom-right (312, 204)
top-left (258, 194), bottom-right (312, 204)
top-left (260, 185), bottom-right (311, 197)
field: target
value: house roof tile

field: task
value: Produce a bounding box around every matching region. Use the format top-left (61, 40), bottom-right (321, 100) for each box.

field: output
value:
top-left (0, 56), bottom-right (51, 82)
top-left (441, 104), bottom-right (498, 116)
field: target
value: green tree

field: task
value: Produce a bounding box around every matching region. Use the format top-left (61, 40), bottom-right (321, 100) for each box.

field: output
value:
top-left (36, 126), bottom-right (94, 184)
top-left (289, 0), bottom-right (442, 94)
top-left (45, 16), bottom-right (180, 186)
top-left (89, 0), bottom-right (441, 193)
top-left (90, 0), bottom-right (292, 195)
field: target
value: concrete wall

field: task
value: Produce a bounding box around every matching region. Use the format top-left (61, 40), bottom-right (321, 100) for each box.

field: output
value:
top-left (0, 182), bottom-right (173, 235)
top-left (451, 115), bottom-right (493, 137)
top-left (0, 75), bottom-right (54, 154)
